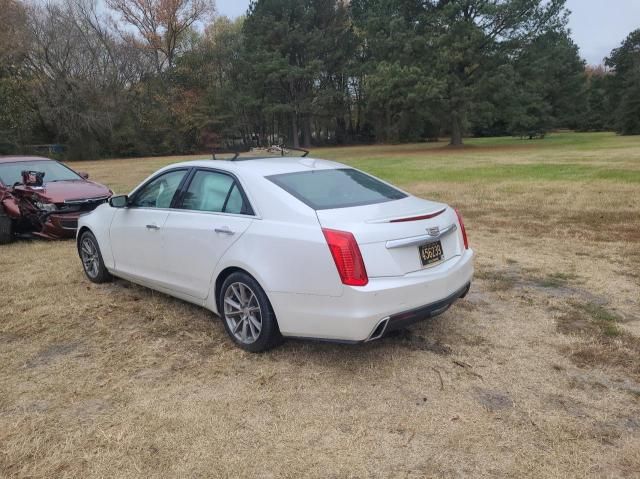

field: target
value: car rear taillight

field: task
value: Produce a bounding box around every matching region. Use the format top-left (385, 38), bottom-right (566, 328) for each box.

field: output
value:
top-left (455, 208), bottom-right (469, 249)
top-left (322, 228), bottom-right (368, 286)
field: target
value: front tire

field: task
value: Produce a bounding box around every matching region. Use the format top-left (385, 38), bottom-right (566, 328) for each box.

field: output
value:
top-left (78, 230), bottom-right (112, 284)
top-left (219, 272), bottom-right (282, 352)
top-left (0, 211), bottom-right (13, 245)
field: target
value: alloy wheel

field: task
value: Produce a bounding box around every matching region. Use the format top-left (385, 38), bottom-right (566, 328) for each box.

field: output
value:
top-left (80, 236), bottom-right (100, 279)
top-left (223, 282), bottom-right (262, 344)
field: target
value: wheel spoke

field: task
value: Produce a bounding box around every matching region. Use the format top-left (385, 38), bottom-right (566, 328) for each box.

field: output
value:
top-left (248, 320), bottom-right (258, 340)
top-left (248, 315), bottom-right (261, 332)
top-left (238, 284), bottom-right (248, 305)
top-left (241, 320), bottom-right (249, 342)
top-left (232, 318), bottom-right (243, 334)
top-left (231, 284), bottom-right (243, 303)
top-left (224, 297), bottom-right (242, 311)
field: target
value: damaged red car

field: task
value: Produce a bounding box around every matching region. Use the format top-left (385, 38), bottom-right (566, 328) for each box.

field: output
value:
top-left (0, 156), bottom-right (112, 243)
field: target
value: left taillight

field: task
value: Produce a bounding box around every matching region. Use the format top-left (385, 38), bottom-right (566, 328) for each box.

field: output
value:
top-left (322, 228), bottom-right (368, 286)
top-left (455, 208), bottom-right (469, 250)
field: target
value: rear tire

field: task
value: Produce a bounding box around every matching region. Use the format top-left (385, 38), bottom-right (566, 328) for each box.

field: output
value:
top-left (0, 211), bottom-right (13, 245)
top-left (219, 272), bottom-right (283, 352)
top-left (78, 230), bottom-right (112, 283)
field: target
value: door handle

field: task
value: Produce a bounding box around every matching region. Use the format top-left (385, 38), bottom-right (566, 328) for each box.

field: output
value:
top-left (146, 224), bottom-right (160, 230)
top-left (215, 226), bottom-right (235, 235)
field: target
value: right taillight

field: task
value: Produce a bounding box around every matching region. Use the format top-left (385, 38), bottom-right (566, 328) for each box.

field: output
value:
top-left (455, 208), bottom-right (469, 249)
top-left (322, 228), bottom-right (368, 286)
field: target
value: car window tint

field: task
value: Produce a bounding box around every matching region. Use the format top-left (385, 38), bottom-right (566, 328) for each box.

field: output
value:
top-left (267, 168), bottom-right (407, 210)
top-left (181, 170), bottom-right (237, 213)
top-left (224, 183), bottom-right (244, 214)
top-left (131, 170), bottom-right (187, 208)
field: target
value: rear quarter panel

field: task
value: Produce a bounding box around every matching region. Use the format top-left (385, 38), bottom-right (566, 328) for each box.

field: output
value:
top-left (206, 175), bottom-right (345, 313)
top-left (216, 219), bottom-right (342, 295)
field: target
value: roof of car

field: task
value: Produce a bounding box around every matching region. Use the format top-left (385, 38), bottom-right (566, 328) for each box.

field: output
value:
top-left (168, 156), bottom-right (347, 177)
top-left (0, 156), bottom-right (53, 164)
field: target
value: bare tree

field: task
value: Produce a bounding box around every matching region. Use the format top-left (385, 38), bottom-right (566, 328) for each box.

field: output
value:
top-left (23, 0), bottom-right (151, 157)
top-left (0, 0), bottom-right (29, 67)
top-left (106, 0), bottom-right (215, 72)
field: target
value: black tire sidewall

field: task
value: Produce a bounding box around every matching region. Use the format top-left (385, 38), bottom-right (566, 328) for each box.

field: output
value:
top-left (219, 272), bottom-right (281, 352)
top-left (0, 211), bottom-right (13, 245)
top-left (79, 231), bottom-right (112, 283)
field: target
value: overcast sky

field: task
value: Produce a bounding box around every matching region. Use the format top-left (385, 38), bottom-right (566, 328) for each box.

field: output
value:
top-left (216, 0), bottom-right (640, 65)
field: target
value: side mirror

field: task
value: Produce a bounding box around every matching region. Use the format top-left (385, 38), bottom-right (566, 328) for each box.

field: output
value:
top-left (78, 171), bottom-right (90, 180)
top-left (109, 195), bottom-right (129, 208)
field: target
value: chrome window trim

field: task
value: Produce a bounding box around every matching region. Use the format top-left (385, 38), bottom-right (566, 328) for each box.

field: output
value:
top-left (176, 167), bottom-right (257, 217)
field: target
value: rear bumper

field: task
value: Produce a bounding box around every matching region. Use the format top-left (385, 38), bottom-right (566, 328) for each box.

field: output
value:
top-left (368, 282), bottom-right (470, 341)
top-left (269, 249), bottom-right (474, 342)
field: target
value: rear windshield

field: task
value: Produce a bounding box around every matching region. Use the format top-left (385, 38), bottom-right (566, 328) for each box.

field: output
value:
top-left (0, 160), bottom-right (81, 186)
top-left (267, 168), bottom-right (407, 210)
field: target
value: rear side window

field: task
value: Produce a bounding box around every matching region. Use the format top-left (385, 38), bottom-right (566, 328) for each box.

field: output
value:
top-left (180, 170), bottom-right (250, 215)
top-left (267, 168), bottom-right (407, 210)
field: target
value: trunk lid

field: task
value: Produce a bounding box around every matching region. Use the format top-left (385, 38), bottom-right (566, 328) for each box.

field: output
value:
top-left (316, 196), bottom-right (464, 277)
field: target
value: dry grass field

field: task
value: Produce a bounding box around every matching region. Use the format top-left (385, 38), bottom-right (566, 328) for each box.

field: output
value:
top-left (1, 132), bottom-right (639, 478)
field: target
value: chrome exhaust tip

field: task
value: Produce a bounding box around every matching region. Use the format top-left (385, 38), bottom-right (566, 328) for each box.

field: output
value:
top-left (366, 317), bottom-right (390, 342)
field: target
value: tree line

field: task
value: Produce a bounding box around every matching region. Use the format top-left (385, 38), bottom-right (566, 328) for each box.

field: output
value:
top-left (0, 0), bottom-right (639, 159)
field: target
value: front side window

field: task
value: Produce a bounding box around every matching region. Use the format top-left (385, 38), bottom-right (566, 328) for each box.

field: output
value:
top-left (180, 170), bottom-right (249, 215)
top-left (130, 169), bottom-right (187, 208)
top-left (267, 168), bottom-right (407, 210)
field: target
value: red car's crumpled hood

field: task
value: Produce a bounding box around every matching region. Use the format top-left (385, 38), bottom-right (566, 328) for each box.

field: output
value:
top-left (14, 180), bottom-right (112, 203)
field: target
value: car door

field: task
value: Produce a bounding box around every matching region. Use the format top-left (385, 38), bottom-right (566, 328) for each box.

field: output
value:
top-left (109, 168), bottom-right (189, 285)
top-left (160, 169), bottom-right (254, 300)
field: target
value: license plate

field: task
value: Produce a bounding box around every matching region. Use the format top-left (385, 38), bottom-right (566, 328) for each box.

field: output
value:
top-left (419, 241), bottom-right (444, 266)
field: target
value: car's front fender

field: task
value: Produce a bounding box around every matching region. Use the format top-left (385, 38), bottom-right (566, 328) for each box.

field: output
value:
top-left (77, 203), bottom-right (118, 269)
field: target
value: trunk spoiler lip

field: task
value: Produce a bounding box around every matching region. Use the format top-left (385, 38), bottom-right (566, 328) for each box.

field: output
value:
top-left (365, 207), bottom-right (448, 224)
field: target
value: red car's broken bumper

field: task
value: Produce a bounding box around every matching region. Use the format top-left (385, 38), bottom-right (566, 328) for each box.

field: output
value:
top-left (34, 212), bottom-right (84, 239)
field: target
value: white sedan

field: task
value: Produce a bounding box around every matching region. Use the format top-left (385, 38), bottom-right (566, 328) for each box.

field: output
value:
top-left (77, 157), bottom-right (474, 351)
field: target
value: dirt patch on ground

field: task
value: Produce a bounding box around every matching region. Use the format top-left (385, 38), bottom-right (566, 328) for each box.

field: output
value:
top-left (556, 302), bottom-right (640, 381)
top-left (474, 388), bottom-right (514, 412)
top-left (24, 341), bottom-right (82, 369)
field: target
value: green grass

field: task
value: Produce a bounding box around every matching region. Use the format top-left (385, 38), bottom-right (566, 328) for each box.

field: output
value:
top-left (464, 131), bottom-right (638, 150)
top-left (575, 302), bottom-right (623, 337)
top-left (475, 269), bottom-right (517, 292)
top-left (536, 272), bottom-right (578, 288)
top-left (576, 302), bottom-right (621, 324)
top-left (313, 132), bottom-right (640, 185)
top-left (344, 162), bottom-right (640, 184)
top-left (77, 131), bottom-right (640, 194)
